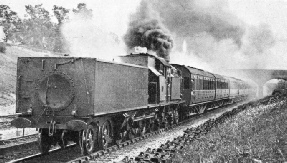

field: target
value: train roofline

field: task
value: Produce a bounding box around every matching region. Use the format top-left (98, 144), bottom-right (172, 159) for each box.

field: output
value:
top-left (17, 56), bottom-right (149, 69)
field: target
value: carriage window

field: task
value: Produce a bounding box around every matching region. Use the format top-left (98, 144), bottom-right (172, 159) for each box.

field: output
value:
top-left (183, 77), bottom-right (190, 89)
top-left (209, 79), bottom-right (212, 90)
top-left (196, 76), bottom-right (199, 90)
top-left (202, 78), bottom-right (204, 90)
top-left (191, 79), bottom-right (195, 90)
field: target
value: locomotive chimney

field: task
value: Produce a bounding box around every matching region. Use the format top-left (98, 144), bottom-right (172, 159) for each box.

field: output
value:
top-left (131, 46), bottom-right (157, 58)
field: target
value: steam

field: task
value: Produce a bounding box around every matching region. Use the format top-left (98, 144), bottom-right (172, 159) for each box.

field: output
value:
top-left (243, 24), bottom-right (276, 55)
top-left (60, 2), bottom-right (134, 61)
top-left (139, 0), bottom-right (280, 74)
top-left (124, 0), bottom-right (173, 62)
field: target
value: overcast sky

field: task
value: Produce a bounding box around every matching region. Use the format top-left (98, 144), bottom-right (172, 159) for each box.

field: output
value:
top-left (229, 0), bottom-right (287, 39)
top-left (1, 0), bottom-right (287, 39)
top-left (1, 0), bottom-right (140, 36)
top-left (1, 0), bottom-right (287, 71)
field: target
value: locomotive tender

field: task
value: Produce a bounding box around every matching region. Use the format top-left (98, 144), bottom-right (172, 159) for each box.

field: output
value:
top-left (11, 50), bottom-right (253, 155)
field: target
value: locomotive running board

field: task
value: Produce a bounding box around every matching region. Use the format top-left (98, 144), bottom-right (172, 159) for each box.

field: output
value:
top-left (93, 100), bottom-right (185, 116)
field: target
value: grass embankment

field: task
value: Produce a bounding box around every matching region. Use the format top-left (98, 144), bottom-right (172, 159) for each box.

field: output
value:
top-left (176, 97), bottom-right (287, 163)
top-left (0, 45), bottom-right (56, 115)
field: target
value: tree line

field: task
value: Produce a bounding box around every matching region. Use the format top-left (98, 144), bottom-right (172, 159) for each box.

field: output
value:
top-left (0, 3), bottom-right (92, 53)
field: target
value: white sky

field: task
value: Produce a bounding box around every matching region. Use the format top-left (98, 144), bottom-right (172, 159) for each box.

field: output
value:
top-left (1, 0), bottom-right (287, 38)
top-left (229, 0), bottom-right (287, 38)
top-left (1, 0), bottom-right (141, 36)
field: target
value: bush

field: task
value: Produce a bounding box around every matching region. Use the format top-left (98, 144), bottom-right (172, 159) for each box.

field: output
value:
top-left (0, 42), bottom-right (6, 53)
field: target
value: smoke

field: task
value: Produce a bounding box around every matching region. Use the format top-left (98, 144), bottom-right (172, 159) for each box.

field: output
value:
top-left (149, 0), bottom-right (245, 50)
top-left (60, 2), bottom-right (139, 61)
top-left (137, 0), bottom-right (279, 74)
top-left (243, 24), bottom-right (276, 55)
top-left (124, 0), bottom-right (173, 62)
top-left (141, 0), bottom-right (248, 72)
top-left (61, 11), bottom-right (125, 60)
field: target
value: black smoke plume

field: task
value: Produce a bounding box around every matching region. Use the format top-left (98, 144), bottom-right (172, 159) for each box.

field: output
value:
top-left (148, 0), bottom-right (245, 52)
top-left (124, 0), bottom-right (173, 62)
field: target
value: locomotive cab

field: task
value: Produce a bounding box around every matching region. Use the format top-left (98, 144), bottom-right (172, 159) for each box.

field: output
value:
top-left (119, 51), bottom-right (181, 104)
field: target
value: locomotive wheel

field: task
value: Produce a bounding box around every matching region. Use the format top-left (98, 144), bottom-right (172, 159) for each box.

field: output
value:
top-left (146, 119), bottom-right (152, 133)
top-left (140, 121), bottom-right (146, 137)
top-left (167, 113), bottom-right (173, 126)
top-left (85, 125), bottom-right (98, 154)
top-left (152, 119), bottom-right (160, 131)
top-left (100, 121), bottom-right (113, 150)
top-left (79, 130), bottom-right (87, 155)
top-left (118, 131), bottom-right (127, 143)
top-left (58, 130), bottom-right (68, 149)
top-left (38, 129), bottom-right (52, 154)
top-left (161, 117), bottom-right (168, 128)
top-left (174, 109), bottom-right (179, 125)
top-left (127, 129), bottom-right (136, 140)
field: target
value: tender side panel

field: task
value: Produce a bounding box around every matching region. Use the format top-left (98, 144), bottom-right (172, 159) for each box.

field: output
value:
top-left (94, 61), bottom-right (149, 115)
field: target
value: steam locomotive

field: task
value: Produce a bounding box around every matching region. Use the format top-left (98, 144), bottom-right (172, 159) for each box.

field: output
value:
top-left (11, 49), bottom-right (254, 155)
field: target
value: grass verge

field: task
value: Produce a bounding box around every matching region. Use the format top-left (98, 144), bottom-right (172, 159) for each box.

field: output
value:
top-left (175, 96), bottom-right (287, 163)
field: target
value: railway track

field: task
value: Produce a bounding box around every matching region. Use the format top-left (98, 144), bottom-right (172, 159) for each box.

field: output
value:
top-left (0, 115), bottom-right (17, 121)
top-left (0, 134), bottom-right (37, 145)
top-left (0, 134), bottom-right (38, 162)
top-left (7, 143), bottom-right (78, 163)
top-left (0, 114), bottom-right (17, 130)
top-left (0, 114), bottom-right (38, 159)
top-left (0, 115), bottom-right (17, 124)
top-left (7, 98), bottom-right (266, 163)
